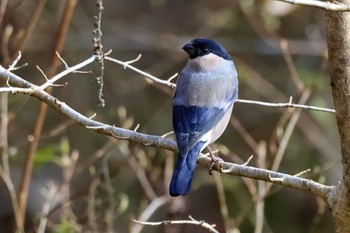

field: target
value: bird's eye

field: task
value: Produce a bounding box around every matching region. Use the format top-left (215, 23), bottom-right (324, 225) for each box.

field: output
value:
top-left (202, 48), bottom-right (209, 53)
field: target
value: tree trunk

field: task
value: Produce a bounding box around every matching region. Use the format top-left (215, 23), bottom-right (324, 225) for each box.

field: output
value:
top-left (325, 2), bottom-right (350, 231)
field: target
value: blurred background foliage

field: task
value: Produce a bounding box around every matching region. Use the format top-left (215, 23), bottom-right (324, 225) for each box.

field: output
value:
top-left (0, 0), bottom-right (339, 232)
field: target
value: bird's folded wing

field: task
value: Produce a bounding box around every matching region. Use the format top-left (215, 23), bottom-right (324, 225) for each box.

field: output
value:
top-left (173, 105), bottom-right (226, 156)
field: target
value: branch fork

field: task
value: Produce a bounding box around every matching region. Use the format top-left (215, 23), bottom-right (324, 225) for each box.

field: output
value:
top-left (0, 51), bottom-right (336, 208)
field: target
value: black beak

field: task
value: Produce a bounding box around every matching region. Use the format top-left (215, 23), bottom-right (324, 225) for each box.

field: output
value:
top-left (182, 42), bottom-right (196, 58)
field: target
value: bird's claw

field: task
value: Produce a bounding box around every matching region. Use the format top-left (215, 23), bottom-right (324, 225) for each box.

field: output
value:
top-left (209, 155), bottom-right (223, 175)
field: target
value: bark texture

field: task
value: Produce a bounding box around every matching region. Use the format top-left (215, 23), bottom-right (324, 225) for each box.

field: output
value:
top-left (325, 3), bottom-right (350, 232)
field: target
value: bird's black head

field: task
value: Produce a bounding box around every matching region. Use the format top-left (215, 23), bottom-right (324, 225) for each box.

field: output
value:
top-left (182, 38), bottom-right (231, 60)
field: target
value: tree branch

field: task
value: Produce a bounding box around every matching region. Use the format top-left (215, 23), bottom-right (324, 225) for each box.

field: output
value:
top-left (105, 54), bottom-right (335, 113)
top-left (198, 154), bottom-right (333, 201)
top-left (0, 64), bottom-right (178, 151)
top-left (325, 0), bottom-right (350, 231)
top-left (236, 98), bottom-right (335, 113)
top-left (40, 55), bottom-right (96, 90)
top-left (0, 55), bottom-right (335, 204)
top-left (277, 0), bottom-right (350, 11)
top-left (133, 215), bottom-right (220, 233)
top-left (104, 55), bottom-right (177, 88)
top-left (0, 166), bottom-right (24, 233)
top-left (130, 196), bottom-right (171, 233)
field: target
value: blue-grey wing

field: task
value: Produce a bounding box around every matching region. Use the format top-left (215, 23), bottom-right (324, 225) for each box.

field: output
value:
top-left (173, 104), bottom-right (228, 156)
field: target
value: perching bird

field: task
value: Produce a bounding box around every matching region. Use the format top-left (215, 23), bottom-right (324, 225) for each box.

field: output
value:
top-left (169, 38), bottom-right (239, 196)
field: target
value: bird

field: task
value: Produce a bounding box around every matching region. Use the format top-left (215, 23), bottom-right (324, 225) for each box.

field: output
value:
top-left (169, 38), bottom-right (239, 196)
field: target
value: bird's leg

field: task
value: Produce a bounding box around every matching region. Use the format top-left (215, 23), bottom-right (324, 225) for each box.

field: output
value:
top-left (207, 146), bottom-right (223, 175)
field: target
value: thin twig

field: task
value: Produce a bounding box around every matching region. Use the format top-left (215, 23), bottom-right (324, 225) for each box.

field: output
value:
top-left (294, 168), bottom-right (311, 177)
top-left (131, 196), bottom-right (171, 233)
top-left (8, 52), bottom-right (26, 71)
top-left (133, 215), bottom-right (219, 233)
top-left (230, 116), bottom-right (260, 155)
top-left (101, 153), bottom-right (116, 233)
top-left (1, 92), bottom-right (9, 176)
top-left (60, 150), bottom-right (79, 220)
top-left (242, 155), bottom-right (254, 166)
top-left (56, 51), bottom-right (69, 68)
top-left (124, 148), bottom-right (157, 200)
top-left (2, 25), bottom-right (13, 64)
top-left (235, 98), bottom-right (335, 113)
top-left (0, 166), bottom-right (24, 232)
top-left (105, 55), bottom-right (335, 113)
top-left (37, 183), bottom-right (58, 233)
top-left (263, 89), bottom-right (311, 197)
top-left (255, 142), bottom-right (266, 233)
top-left (40, 55), bottom-right (96, 89)
top-left (271, 89), bottom-right (310, 172)
top-left (87, 170), bottom-right (100, 233)
top-left (125, 53), bottom-right (142, 65)
top-left (277, 0), bottom-right (350, 11)
top-left (104, 56), bottom-right (176, 88)
top-left (213, 173), bottom-right (238, 232)
top-left (280, 39), bottom-right (304, 93)
top-left (36, 65), bottom-right (49, 81)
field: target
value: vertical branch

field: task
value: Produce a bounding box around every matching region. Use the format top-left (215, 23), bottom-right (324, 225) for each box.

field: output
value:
top-left (17, 95), bottom-right (48, 222)
top-left (213, 173), bottom-right (238, 232)
top-left (0, 0), bottom-right (8, 25)
top-left (15, 0), bottom-right (49, 223)
top-left (37, 184), bottom-right (58, 233)
top-left (87, 170), bottom-right (99, 233)
top-left (94, 0), bottom-right (106, 107)
top-left (1, 92), bottom-right (9, 175)
top-left (12, 0), bottom-right (48, 57)
top-left (48, 0), bottom-right (78, 73)
top-left (325, 2), bottom-right (350, 232)
top-left (326, 2), bottom-right (350, 189)
top-left (0, 167), bottom-right (24, 233)
top-left (254, 142), bottom-right (266, 233)
top-left (60, 150), bottom-right (79, 221)
top-left (17, 0), bottom-right (77, 225)
top-left (101, 153), bottom-right (116, 233)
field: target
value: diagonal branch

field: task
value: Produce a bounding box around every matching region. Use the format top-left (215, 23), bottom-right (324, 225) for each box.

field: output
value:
top-left (104, 55), bottom-right (177, 88)
top-left (0, 56), bottom-right (335, 203)
top-left (0, 63), bottom-right (177, 151)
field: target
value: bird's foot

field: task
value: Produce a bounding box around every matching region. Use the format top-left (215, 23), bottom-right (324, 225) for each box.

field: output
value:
top-left (207, 147), bottom-right (223, 175)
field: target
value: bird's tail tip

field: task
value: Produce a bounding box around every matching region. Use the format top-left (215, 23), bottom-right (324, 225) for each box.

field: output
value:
top-left (169, 165), bottom-right (193, 196)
